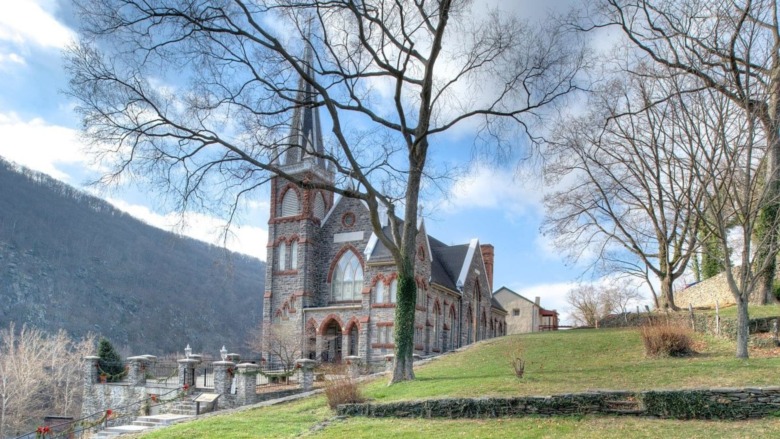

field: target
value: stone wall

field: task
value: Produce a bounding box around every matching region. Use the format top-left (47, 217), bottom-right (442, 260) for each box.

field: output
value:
top-left (338, 387), bottom-right (780, 420)
top-left (675, 271), bottom-right (736, 308)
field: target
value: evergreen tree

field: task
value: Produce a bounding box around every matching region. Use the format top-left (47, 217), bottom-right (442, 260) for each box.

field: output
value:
top-left (97, 338), bottom-right (124, 382)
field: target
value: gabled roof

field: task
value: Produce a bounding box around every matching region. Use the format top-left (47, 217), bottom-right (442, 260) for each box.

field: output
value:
top-left (368, 220), bottom-right (472, 293)
top-left (491, 297), bottom-right (507, 313)
top-left (493, 286), bottom-right (537, 306)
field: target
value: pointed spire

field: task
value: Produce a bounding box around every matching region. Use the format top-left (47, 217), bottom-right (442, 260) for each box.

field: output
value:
top-left (283, 32), bottom-right (326, 169)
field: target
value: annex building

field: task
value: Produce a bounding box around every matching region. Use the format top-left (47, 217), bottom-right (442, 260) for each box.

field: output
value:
top-left (262, 48), bottom-right (507, 365)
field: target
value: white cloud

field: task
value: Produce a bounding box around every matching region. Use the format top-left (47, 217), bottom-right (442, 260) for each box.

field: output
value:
top-left (0, 52), bottom-right (25, 69)
top-left (0, 1), bottom-right (75, 50)
top-left (441, 163), bottom-right (543, 219)
top-left (105, 197), bottom-right (268, 261)
top-left (0, 112), bottom-right (89, 182)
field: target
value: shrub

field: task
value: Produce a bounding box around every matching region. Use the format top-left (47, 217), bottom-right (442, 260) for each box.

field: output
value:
top-left (322, 365), bottom-right (365, 409)
top-left (507, 345), bottom-right (526, 378)
top-left (639, 323), bottom-right (694, 357)
top-left (97, 338), bottom-right (126, 382)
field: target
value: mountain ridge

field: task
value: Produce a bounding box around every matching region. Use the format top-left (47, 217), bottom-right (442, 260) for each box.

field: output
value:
top-left (0, 157), bottom-right (265, 356)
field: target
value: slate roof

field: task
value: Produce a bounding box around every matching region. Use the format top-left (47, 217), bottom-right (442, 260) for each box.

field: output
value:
top-left (491, 297), bottom-right (507, 313)
top-left (370, 223), bottom-right (470, 293)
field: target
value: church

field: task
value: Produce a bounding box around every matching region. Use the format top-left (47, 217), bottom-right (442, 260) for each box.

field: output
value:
top-left (262, 48), bottom-right (507, 365)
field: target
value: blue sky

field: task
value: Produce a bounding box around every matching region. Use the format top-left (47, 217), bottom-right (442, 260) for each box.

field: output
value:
top-left (0, 0), bottom-right (621, 324)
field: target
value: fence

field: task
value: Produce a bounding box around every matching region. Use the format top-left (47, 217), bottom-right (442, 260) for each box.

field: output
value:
top-left (15, 387), bottom-right (184, 439)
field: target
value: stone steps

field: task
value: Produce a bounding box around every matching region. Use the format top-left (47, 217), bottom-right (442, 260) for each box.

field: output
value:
top-left (603, 399), bottom-right (644, 415)
top-left (93, 414), bottom-right (193, 438)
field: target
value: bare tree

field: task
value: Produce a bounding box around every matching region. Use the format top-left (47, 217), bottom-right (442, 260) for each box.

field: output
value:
top-left (584, 0), bottom-right (780, 304)
top-left (673, 85), bottom-right (777, 358)
top-left (0, 324), bottom-right (94, 438)
top-left (566, 284), bottom-right (611, 327)
top-left (247, 322), bottom-right (302, 374)
top-left (544, 71), bottom-right (704, 310)
top-left (66, 0), bottom-right (585, 382)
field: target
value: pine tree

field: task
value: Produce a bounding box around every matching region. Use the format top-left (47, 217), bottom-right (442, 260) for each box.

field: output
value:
top-left (97, 338), bottom-right (124, 382)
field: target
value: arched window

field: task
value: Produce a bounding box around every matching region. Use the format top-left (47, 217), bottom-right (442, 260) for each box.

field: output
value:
top-left (280, 189), bottom-right (300, 217)
top-left (390, 279), bottom-right (398, 303)
top-left (313, 192), bottom-right (326, 219)
top-left (433, 303), bottom-right (441, 350)
top-left (290, 240), bottom-right (298, 269)
top-left (375, 281), bottom-right (385, 303)
top-left (332, 251), bottom-right (363, 301)
top-left (278, 242), bottom-right (287, 270)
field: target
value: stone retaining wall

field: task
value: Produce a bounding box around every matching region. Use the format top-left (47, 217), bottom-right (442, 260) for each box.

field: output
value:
top-left (338, 387), bottom-right (780, 420)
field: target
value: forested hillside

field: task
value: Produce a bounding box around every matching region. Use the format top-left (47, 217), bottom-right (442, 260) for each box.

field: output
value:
top-left (0, 158), bottom-right (265, 355)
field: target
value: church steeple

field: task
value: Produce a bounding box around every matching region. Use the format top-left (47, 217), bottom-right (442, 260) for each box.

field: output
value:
top-left (280, 43), bottom-right (327, 171)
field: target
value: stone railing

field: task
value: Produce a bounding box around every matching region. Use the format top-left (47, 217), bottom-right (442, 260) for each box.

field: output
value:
top-left (338, 386), bottom-right (780, 420)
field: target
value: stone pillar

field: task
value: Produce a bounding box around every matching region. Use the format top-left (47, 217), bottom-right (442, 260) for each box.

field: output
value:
top-left (384, 354), bottom-right (394, 373)
top-left (235, 363), bottom-right (258, 405)
top-left (296, 359), bottom-right (316, 391)
top-left (84, 356), bottom-right (100, 385)
top-left (315, 333), bottom-right (324, 362)
top-left (126, 356), bottom-right (150, 386)
top-left (344, 356), bottom-right (361, 378)
top-left (213, 360), bottom-right (236, 396)
top-left (178, 358), bottom-right (200, 388)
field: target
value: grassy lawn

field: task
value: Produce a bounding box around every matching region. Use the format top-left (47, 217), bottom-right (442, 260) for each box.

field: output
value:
top-left (137, 328), bottom-right (780, 438)
top-left (705, 304), bottom-right (780, 319)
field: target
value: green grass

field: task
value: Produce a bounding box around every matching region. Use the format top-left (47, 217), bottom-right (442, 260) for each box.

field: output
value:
top-left (136, 328), bottom-right (780, 438)
top-left (704, 304), bottom-right (780, 319)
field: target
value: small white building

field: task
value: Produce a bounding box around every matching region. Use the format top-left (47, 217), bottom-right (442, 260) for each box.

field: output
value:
top-left (493, 286), bottom-right (559, 334)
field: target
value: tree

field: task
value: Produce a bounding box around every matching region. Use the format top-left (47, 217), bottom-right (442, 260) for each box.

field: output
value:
top-left (565, 284), bottom-right (611, 327)
top-left (0, 323), bottom-right (94, 438)
top-left (67, 0), bottom-right (585, 382)
top-left (247, 323), bottom-right (301, 374)
top-left (97, 338), bottom-right (124, 382)
top-left (544, 71), bottom-right (704, 310)
top-left (673, 85), bottom-right (778, 358)
top-left (584, 0), bottom-right (780, 304)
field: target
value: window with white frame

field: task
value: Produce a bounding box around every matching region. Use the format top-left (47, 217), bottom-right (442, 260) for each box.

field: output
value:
top-left (278, 242), bottom-right (287, 270)
top-left (290, 240), bottom-right (298, 269)
top-left (331, 251), bottom-right (364, 301)
top-left (390, 279), bottom-right (398, 303)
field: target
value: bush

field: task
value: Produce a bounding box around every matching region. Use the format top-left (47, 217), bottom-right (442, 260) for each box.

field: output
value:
top-left (322, 365), bottom-right (365, 409)
top-left (639, 323), bottom-right (694, 357)
top-left (507, 345), bottom-right (526, 378)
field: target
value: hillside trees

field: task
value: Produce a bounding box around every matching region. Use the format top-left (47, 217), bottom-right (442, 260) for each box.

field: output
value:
top-left (66, 0), bottom-right (585, 382)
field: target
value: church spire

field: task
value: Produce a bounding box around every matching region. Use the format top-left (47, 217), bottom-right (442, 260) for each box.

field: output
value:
top-left (282, 40), bottom-right (326, 169)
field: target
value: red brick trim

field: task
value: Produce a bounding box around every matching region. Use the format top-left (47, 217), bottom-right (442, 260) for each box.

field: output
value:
top-left (273, 269), bottom-right (299, 276)
top-left (376, 322), bottom-right (394, 327)
top-left (344, 316), bottom-right (361, 333)
top-left (306, 318), bottom-right (318, 332)
top-left (318, 314), bottom-right (345, 335)
top-left (415, 305), bottom-right (426, 312)
top-left (362, 287), bottom-right (371, 294)
top-left (372, 343), bottom-right (395, 349)
top-left (414, 344), bottom-right (424, 350)
top-left (264, 291), bottom-right (272, 298)
top-left (341, 211), bottom-right (356, 228)
top-left (371, 303), bottom-right (397, 309)
top-left (359, 316), bottom-right (370, 323)
top-left (431, 348), bottom-right (441, 353)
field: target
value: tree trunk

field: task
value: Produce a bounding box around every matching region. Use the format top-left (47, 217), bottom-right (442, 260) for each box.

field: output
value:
top-left (659, 275), bottom-right (679, 311)
top-left (391, 265), bottom-right (416, 383)
top-left (735, 296), bottom-right (750, 359)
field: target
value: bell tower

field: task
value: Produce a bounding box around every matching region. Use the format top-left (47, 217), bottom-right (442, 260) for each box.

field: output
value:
top-left (263, 43), bottom-right (334, 332)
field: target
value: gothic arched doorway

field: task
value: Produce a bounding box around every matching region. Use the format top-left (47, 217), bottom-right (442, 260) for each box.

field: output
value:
top-left (322, 319), bottom-right (343, 363)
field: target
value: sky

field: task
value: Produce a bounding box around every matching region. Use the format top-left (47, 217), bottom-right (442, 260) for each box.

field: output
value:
top-left (0, 0), bottom-right (636, 325)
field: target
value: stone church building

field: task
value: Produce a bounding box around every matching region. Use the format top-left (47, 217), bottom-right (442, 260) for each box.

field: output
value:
top-left (262, 48), bottom-right (507, 365)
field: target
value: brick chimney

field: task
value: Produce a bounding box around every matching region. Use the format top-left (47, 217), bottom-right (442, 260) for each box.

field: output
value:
top-left (480, 244), bottom-right (494, 291)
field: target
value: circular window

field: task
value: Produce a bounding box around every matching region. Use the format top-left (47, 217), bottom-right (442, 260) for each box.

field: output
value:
top-left (342, 212), bottom-right (356, 227)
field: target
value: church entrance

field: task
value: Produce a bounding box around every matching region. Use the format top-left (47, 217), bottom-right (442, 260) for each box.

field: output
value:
top-left (322, 319), bottom-right (343, 363)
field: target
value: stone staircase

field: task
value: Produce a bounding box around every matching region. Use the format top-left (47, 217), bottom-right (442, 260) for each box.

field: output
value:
top-left (93, 414), bottom-right (193, 438)
top-left (603, 397), bottom-right (644, 416)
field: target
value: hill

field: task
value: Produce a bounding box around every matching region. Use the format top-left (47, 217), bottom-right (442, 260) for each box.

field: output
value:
top-left (0, 158), bottom-right (265, 355)
top-left (137, 328), bottom-right (780, 438)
